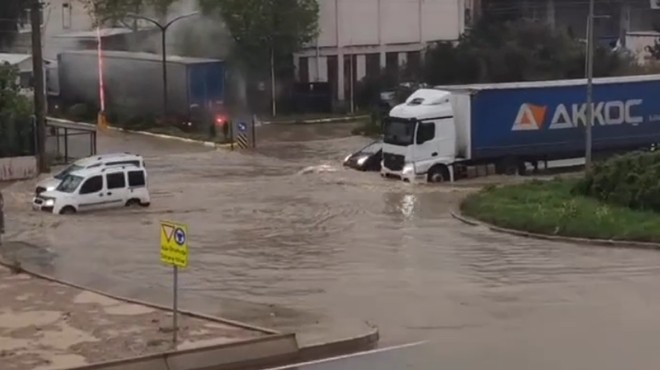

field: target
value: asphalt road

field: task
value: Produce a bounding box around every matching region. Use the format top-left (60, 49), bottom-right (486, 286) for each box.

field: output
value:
top-left (265, 342), bottom-right (427, 370)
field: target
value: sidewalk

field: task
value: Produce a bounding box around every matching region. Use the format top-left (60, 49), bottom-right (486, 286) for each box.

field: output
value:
top-left (0, 264), bottom-right (267, 370)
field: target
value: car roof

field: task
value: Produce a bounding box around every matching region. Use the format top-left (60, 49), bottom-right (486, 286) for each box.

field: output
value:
top-left (73, 152), bottom-right (142, 167)
top-left (69, 163), bottom-right (144, 178)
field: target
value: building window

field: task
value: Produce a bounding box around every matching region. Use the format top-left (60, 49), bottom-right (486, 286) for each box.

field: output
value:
top-left (299, 56), bottom-right (309, 82)
top-left (365, 53), bottom-right (380, 78)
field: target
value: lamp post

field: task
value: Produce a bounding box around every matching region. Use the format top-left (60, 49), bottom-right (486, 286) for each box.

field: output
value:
top-left (584, 1), bottom-right (610, 171)
top-left (125, 12), bottom-right (199, 116)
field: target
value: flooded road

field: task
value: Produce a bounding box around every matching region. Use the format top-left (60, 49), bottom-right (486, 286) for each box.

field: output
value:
top-left (4, 123), bottom-right (660, 369)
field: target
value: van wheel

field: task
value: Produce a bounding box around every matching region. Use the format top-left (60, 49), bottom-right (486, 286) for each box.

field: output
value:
top-left (139, 201), bottom-right (151, 208)
top-left (60, 206), bottom-right (76, 215)
top-left (126, 199), bottom-right (141, 207)
top-left (427, 165), bottom-right (450, 183)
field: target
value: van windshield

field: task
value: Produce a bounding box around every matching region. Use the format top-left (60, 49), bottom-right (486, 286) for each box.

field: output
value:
top-left (54, 164), bottom-right (84, 180)
top-left (56, 175), bottom-right (84, 193)
top-left (383, 118), bottom-right (415, 146)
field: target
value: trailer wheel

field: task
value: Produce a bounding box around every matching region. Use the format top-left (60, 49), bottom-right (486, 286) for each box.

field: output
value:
top-left (428, 165), bottom-right (450, 183)
top-left (496, 156), bottom-right (521, 175)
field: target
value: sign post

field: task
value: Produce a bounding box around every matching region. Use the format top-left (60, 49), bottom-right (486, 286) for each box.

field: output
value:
top-left (160, 220), bottom-right (189, 347)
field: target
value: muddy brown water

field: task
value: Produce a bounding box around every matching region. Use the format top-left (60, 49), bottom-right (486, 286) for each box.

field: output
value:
top-left (4, 123), bottom-right (660, 369)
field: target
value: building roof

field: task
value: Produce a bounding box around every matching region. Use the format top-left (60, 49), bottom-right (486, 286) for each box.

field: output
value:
top-left (0, 53), bottom-right (32, 66)
top-left (52, 27), bottom-right (151, 40)
top-left (60, 49), bottom-right (222, 65)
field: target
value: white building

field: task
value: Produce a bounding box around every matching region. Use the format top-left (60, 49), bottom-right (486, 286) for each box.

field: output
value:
top-left (294, 0), bottom-right (470, 103)
top-left (12, 0), bottom-right (96, 60)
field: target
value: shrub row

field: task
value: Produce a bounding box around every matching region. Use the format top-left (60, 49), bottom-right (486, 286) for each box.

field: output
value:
top-left (574, 150), bottom-right (660, 211)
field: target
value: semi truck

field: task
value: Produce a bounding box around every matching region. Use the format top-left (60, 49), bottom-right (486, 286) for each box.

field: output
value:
top-left (48, 50), bottom-right (226, 125)
top-left (380, 75), bottom-right (660, 183)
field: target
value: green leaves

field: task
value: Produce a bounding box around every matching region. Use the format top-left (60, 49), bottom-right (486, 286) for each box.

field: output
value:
top-left (575, 151), bottom-right (660, 212)
top-left (80, 0), bottom-right (176, 24)
top-left (200, 0), bottom-right (319, 74)
top-left (0, 63), bottom-right (34, 158)
top-left (424, 18), bottom-right (634, 85)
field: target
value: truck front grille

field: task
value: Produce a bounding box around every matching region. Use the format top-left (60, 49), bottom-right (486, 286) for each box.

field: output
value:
top-left (383, 153), bottom-right (404, 171)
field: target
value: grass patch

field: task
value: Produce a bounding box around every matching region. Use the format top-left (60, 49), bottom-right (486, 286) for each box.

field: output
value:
top-left (461, 178), bottom-right (660, 243)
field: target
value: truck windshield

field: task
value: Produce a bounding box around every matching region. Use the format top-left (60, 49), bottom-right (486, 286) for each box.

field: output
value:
top-left (383, 119), bottom-right (415, 146)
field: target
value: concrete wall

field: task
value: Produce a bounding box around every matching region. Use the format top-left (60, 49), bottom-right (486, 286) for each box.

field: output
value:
top-left (296, 0), bottom-right (465, 103)
top-left (12, 0), bottom-right (94, 59)
top-left (0, 157), bottom-right (38, 181)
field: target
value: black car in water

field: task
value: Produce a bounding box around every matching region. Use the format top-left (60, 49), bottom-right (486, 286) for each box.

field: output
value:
top-left (343, 140), bottom-right (383, 171)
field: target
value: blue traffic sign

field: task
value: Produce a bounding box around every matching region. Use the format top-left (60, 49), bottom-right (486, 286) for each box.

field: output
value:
top-left (174, 228), bottom-right (186, 246)
top-left (238, 122), bottom-right (247, 133)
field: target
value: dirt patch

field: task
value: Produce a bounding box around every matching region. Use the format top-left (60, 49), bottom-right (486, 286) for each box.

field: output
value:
top-left (0, 265), bottom-right (265, 370)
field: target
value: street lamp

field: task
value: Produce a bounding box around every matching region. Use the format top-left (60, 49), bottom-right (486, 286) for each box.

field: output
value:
top-left (124, 12), bottom-right (199, 116)
top-left (584, 0), bottom-right (610, 171)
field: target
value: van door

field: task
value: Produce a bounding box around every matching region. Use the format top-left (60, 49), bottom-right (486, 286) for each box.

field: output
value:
top-left (104, 171), bottom-right (129, 208)
top-left (77, 175), bottom-right (107, 212)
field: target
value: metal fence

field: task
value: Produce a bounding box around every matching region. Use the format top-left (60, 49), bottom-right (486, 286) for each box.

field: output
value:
top-left (0, 117), bottom-right (36, 159)
top-left (45, 118), bottom-right (97, 165)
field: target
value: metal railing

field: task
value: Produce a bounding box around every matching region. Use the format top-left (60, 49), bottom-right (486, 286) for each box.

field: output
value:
top-left (45, 118), bottom-right (97, 165)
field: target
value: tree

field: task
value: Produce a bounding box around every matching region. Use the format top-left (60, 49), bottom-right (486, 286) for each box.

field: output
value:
top-left (199, 0), bottom-right (319, 76)
top-left (0, 63), bottom-right (34, 158)
top-left (80, 0), bottom-right (176, 25)
top-left (424, 18), bottom-right (635, 85)
top-left (0, 0), bottom-right (25, 51)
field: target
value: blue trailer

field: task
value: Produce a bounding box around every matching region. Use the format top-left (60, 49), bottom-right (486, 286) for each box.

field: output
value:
top-left (54, 50), bottom-right (226, 119)
top-left (380, 75), bottom-right (660, 182)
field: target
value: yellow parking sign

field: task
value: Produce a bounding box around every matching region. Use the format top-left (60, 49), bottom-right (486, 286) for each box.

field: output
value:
top-left (160, 220), bottom-right (188, 268)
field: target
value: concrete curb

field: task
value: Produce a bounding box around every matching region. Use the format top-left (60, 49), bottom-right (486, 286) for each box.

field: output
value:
top-left (297, 326), bottom-right (380, 361)
top-left (67, 334), bottom-right (300, 370)
top-left (450, 209), bottom-right (660, 250)
top-left (262, 114), bottom-right (369, 125)
top-left (46, 117), bottom-right (233, 150)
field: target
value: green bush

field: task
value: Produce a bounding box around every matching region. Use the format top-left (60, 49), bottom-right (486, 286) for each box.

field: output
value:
top-left (574, 151), bottom-right (660, 211)
top-left (66, 103), bottom-right (93, 121)
top-left (0, 63), bottom-right (34, 158)
top-left (424, 18), bottom-right (637, 85)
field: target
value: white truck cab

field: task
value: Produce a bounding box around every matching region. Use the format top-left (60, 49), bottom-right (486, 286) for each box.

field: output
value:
top-left (33, 164), bottom-right (150, 215)
top-left (381, 89), bottom-right (469, 183)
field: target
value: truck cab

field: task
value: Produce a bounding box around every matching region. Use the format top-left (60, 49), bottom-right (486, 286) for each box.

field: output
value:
top-left (381, 89), bottom-right (461, 183)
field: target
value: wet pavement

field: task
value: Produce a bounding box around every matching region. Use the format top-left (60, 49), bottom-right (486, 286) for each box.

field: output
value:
top-left (0, 263), bottom-right (264, 370)
top-left (4, 122), bottom-right (660, 369)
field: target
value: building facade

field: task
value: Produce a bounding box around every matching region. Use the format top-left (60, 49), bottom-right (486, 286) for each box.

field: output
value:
top-left (293, 0), bottom-right (471, 103)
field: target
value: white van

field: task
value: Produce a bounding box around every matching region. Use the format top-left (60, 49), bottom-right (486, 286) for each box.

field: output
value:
top-left (33, 164), bottom-right (150, 214)
top-left (35, 153), bottom-right (144, 196)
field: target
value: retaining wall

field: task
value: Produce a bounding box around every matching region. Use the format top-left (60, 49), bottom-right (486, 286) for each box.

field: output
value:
top-left (0, 156), bottom-right (37, 181)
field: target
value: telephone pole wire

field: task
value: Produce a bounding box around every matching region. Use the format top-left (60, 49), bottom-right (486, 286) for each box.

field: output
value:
top-left (30, 0), bottom-right (48, 173)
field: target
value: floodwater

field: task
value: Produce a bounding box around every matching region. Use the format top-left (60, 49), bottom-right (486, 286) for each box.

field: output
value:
top-left (5, 123), bottom-right (660, 369)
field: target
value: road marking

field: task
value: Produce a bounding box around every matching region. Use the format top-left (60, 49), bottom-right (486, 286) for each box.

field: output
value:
top-left (263, 341), bottom-right (427, 370)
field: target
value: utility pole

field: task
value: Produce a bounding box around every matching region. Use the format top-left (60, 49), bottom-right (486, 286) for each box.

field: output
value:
top-left (584, 0), bottom-right (595, 171)
top-left (271, 47), bottom-right (277, 117)
top-left (30, 0), bottom-right (48, 173)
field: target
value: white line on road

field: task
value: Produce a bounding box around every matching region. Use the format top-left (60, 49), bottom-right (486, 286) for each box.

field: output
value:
top-left (263, 341), bottom-right (428, 370)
